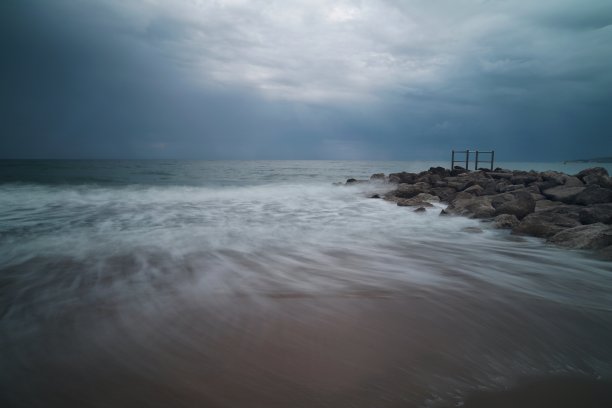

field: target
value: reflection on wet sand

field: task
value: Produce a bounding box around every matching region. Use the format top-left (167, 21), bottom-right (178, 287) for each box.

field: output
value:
top-left (3, 278), bottom-right (612, 407)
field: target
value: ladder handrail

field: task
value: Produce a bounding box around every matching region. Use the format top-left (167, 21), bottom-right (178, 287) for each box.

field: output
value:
top-left (451, 149), bottom-right (495, 171)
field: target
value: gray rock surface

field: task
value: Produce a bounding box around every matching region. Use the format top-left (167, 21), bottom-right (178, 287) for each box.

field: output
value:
top-left (446, 196), bottom-right (495, 219)
top-left (493, 214), bottom-right (520, 229)
top-left (512, 206), bottom-right (581, 238)
top-left (548, 223), bottom-right (612, 250)
top-left (542, 186), bottom-right (585, 204)
top-left (358, 166), bottom-right (612, 257)
top-left (573, 185), bottom-right (612, 205)
top-left (576, 167), bottom-right (609, 180)
top-left (490, 191), bottom-right (536, 219)
top-left (579, 204), bottom-right (612, 225)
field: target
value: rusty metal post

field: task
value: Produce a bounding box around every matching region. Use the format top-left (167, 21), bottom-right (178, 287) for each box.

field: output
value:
top-left (465, 149), bottom-right (470, 170)
top-left (475, 150), bottom-right (479, 170)
top-left (491, 150), bottom-right (495, 171)
top-left (451, 150), bottom-right (455, 169)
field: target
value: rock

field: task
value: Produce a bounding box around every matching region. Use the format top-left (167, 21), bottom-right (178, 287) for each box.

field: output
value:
top-left (462, 227), bottom-right (483, 233)
top-left (517, 185), bottom-right (541, 195)
top-left (346, 178), bottom-right (368, 184)
top-left (573, 185), bottom-right (612, 205)
top-left (494, 214), bottom-right (520, 229)
top-left (579, 203), bottom-right (612, 225)
top-left (535, 200), bottom-right (563, 211)
top-left (416, 174), bottom-right (441, 185)
top-left (370, 173), bottom-right (386, 182)
top-left (463, 185), bottom-right (484, 195)
top-left (490, 191), bottom-right (536, 219)
top-left (495, 180), bottom-right (511, 193)
top-left (439, 209), bottom-right (450, 216)
top-left (454, 191), bottom-right (474, 200)
top-left (542, 185), bottom-right (586, 203)
top-left (480, 180), bottom-right (499, 195)
top-left (414, 193), bottom-right (440, 203)
top-left (388, 172), bottom-right (417, 184)
top-left (369, 194), bottom-right (381, 199)
top-left (444, 177), bottom-right (471, 191)
top-left (576, 167), bottom-right (609, 181)
top-left (583, 174), bottom-right (612, 188)
top-left (397, 199), bottom-right (433, 207)
top-left (413, 207), bottom-right (427, 213)
top-left (499, 184), bottom-right (525, 193)
top-left (540, 171), bottom-right (566, 186)
top-left (512, 205), bottom-right (581, 238)
top-left (392, 183), bottom-right (431, 199)
top-left (446, 196), bottom-right (495, 219)
top-left (548, 223), bottom-right (612, 250)
top-left (563, 176), bottom-right (584, 187)
top-left (430, 187), bottom-right (457, 203)
top-left (451, 167), bottom-right (468, 175)
top-left (488, 172), bottom-right (513, 180)
top-left (397, 193), bottom-right (438, 207)
top-left (510, 172), bottom-right (540, 185)
top-left (428, 166), bottom-right (450, 178)
top-left (535, 180), bottom-right (561, 191)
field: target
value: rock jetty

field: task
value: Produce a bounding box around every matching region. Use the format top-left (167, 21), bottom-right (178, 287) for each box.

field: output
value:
top-left (345, 167), bottom-right (612, 259)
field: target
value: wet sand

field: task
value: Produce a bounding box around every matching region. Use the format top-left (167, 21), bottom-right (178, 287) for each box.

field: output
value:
top-left (2, 281), bottom-right (612, 407)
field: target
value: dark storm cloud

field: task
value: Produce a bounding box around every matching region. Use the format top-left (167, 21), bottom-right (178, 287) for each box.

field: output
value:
top-left (1, 0), bottom-right (611, 160)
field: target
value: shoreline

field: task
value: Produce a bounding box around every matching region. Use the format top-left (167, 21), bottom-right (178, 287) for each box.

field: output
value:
top-left (345, 166), bottom-right (612, 260)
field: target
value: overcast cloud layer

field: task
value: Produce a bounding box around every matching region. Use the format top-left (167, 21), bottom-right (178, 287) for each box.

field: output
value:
top-left (2, 0), bottom-right (612, 160)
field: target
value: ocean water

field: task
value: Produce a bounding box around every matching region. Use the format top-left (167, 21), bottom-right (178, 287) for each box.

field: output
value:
top-left (1, 160), bottom-right (612, 407)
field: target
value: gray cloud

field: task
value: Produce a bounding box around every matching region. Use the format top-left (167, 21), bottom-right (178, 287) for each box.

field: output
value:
top-left (1, 0), bottom-right (611, 160)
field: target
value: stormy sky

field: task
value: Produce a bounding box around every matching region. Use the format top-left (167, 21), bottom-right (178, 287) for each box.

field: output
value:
top-left (1, 0), bottom-right (611, 160)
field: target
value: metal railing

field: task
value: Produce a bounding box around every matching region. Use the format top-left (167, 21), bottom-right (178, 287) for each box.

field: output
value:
top-left (451, 149), bottom-right (495, 171)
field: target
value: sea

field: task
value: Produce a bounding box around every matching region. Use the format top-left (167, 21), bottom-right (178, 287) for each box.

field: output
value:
top-left (1, 160), bottom-right (612, 408)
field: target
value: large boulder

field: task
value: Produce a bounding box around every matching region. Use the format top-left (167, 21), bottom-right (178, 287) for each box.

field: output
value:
top-left (490, 191), bottom-right (536, 219)
top-left (388, 172), bottom-right (417, 184)
top-left (583, 174), bottom-right (612, 188)
top-left (463, 184), bottom-right (484, 195)
top-left (416, 173), bottom-right (442, 185)
top-left (446, 196), bottom-right (495, 218)
top-left (398, 200), bottom-right (433, 208)
top-left (346, 178), bottom-right (369, 184)
top-left (494, 214), bottom-right (520, 229)
top-left (579, 203), bottom-right (612, 225)
top-left (563, 175), bottom-right (585, 187)
top-left (540, 171), bottom-right (566, 186)
top-left (499, 184), bottom-right (525, 193)
top-left (428, 166), bottom-right (450, 178)
top-left (430, 187), bottom-right (458, 203)
top-left (444, 177), bottom-right (471, 191)
top-left (512, 205), bottom-right (581, 238)
top-left (535, 199), bottom-right (563, 211)
top-left (542, 185), bottom-right (585, 203)
top-left (573, 185), bottom-right (612, 205)
top-left (548, 223), bottom-right (612, 250)
top-left (576, 167), bottom-right (609, 181)
top-left (370, 173), bottom-right (386, 182)
top-left (397, 193), bottom-right (439, 207)
top-left (488, 172), bottom-right (513, 180)
top-left (510, 172), bottom-right (540, 185)
top-left (392, 182), bottom-right (431, 199)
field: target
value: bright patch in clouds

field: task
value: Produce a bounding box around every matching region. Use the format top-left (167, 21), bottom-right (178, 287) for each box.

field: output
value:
top-left (105, 0), bottom-right (612, 104)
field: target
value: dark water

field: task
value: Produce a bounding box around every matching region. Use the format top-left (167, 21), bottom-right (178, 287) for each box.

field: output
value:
top-left (1, 160), bottom-right (612, 407)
